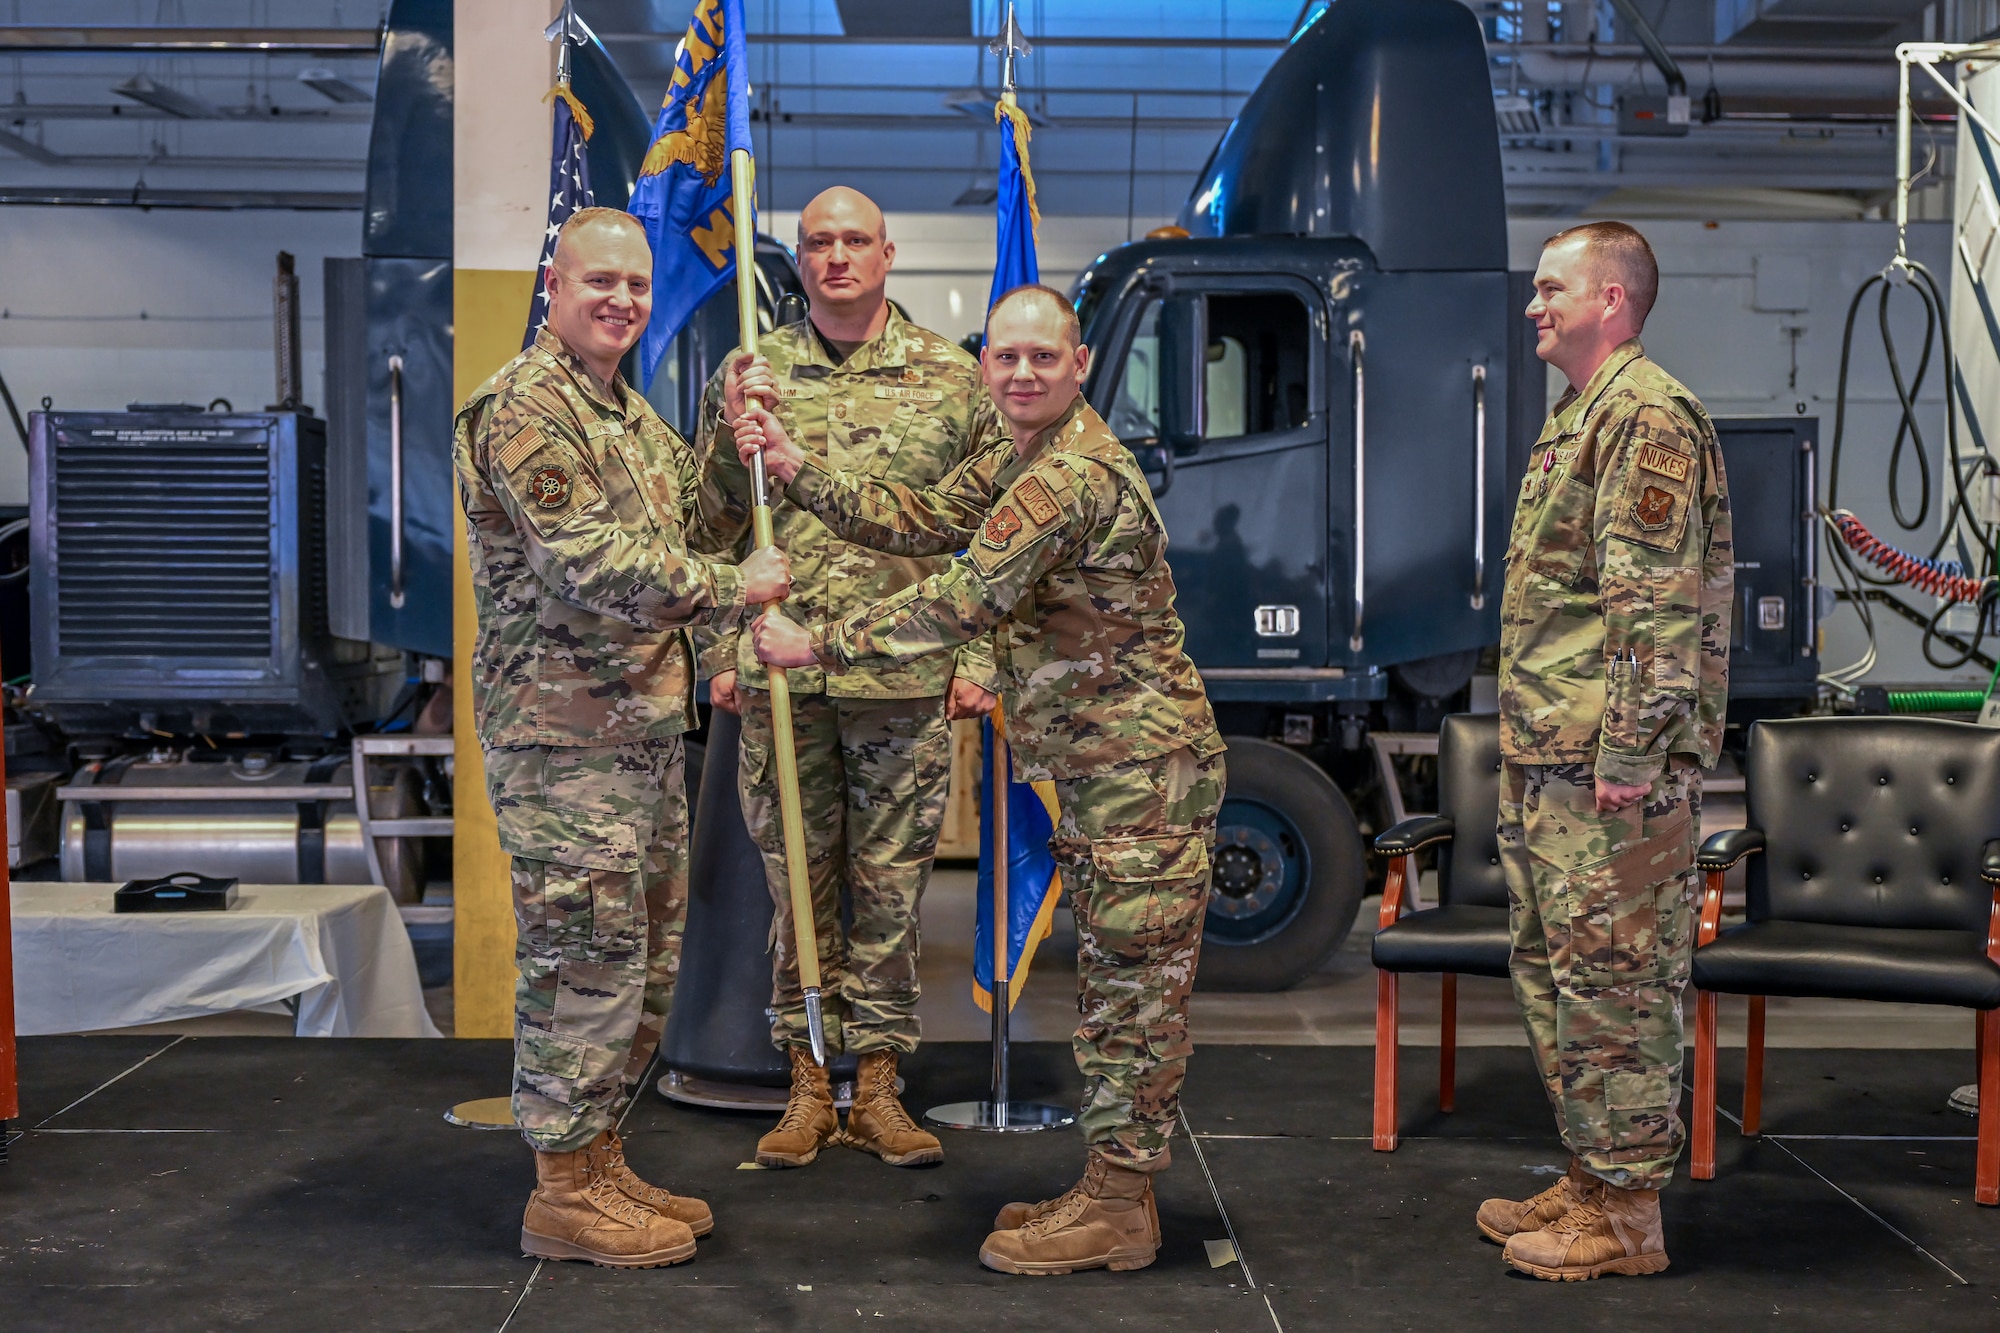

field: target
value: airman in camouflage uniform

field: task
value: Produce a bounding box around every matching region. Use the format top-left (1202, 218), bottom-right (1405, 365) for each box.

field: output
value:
top-left (455, 209), bottom-right (788, 1268)
top-left (741, 284), bottom-right (1224, 1276)
top-left (698, 187), bottom-right (1001, 1171)
top-left (1484, 222), bottom-right (1731, 1283)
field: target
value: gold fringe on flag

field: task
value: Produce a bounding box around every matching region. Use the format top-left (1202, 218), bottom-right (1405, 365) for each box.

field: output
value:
top-left (994, 97), bottom-right (1041, 235)
top-left (543, 82), bottom-right (595, 140)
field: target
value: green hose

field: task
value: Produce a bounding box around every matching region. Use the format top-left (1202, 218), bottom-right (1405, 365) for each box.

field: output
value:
top-left (1885, 689), bottom-right (1989, 713)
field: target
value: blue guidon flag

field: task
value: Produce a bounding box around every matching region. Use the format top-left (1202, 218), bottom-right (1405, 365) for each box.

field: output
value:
top-left (523, 86), bottom-right (595, 351)
top-left (973, 98), bottom-right (1061, 1016)
top-left (629, 0), bottom-right (753, 389)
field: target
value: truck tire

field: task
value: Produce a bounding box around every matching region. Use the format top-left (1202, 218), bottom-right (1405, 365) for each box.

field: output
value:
top-left (1197, 736), bottom-right (1365, 992)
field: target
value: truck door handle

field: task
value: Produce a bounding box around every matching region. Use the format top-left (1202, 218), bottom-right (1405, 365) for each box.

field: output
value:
top-left (1350, 329), bottom-right (1366, 652)
top-left (387, 353), bottom-right (406, 611)
top-left (1471, 364), bottom-right (1487, 611)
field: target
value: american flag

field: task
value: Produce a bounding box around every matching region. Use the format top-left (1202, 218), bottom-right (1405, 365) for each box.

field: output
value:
top-left (523, 89), bottom-right (595, 350)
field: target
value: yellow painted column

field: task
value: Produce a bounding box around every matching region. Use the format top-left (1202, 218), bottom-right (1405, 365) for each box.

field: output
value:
top-left (452, 0), bottom-right (562, 1038)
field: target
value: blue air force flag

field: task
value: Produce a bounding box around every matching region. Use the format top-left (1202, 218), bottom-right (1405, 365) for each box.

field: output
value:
top-left (523, 87), bottom-right (595, 351)
top-left (629, 0), bottom-right (753, 388)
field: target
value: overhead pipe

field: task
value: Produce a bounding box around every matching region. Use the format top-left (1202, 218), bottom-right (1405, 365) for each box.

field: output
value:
top-left (1605, 0), bottom-right (1685, 95)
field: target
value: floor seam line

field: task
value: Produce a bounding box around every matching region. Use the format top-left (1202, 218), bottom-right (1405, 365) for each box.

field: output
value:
top-left (495, 1259), bottom-right (543, 1333)
top-left (33, 1034), bottom-right (188, 1129)
top-left (1178, 1107), bottom-right (1263, 1301)
top-left (1721, 1108), bottom-right (1971, 1286)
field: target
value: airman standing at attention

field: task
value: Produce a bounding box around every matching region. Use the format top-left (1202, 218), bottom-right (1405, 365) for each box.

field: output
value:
top-left (1482, 220), bottom-right (1731, 1281)
top-left (454, 207), bottom-right (790, 1268)
top-left (738, 283), bottom-right (1225, 1277)
top-left (697, 185), bottom-right (1002, 1172)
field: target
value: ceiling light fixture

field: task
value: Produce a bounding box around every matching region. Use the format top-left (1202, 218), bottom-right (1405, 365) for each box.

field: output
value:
top-left (297, 68), bottom-right (372, 103)
top-left (113, 75), bottom-right (223, 119)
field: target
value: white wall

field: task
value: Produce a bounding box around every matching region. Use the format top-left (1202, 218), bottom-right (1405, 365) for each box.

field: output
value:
top-left (0, 207), bottom-right (362, 505)
top-left (1508, 219), bottom-right (1976, 687)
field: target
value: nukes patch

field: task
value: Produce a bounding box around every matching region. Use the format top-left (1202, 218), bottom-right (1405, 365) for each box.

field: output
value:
top-left (1636, 442), bottom-right (1691, 483)
top-left (1015, 475), bottom-right (1062, 527)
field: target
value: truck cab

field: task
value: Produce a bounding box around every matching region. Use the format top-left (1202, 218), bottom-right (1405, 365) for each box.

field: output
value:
top-left (1067, 0), bottom-right (1541, 989)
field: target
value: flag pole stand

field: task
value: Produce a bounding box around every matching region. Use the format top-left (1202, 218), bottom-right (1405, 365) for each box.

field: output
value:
top-left (924, 726), bottom-right (1072, 1133)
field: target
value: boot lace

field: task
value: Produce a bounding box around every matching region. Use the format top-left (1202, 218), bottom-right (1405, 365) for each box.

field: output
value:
top-left (861, 1058), bottom-right (919, 1134)
top-left (582, 1156), bottom-right (657, 1226)
top-left (1543, 1197), bottom-right (1604, 1238)
top-left (774, 1057), bottom-right (827, 1134)
top-left (1019, 1158), bottom-right (1108, 1237)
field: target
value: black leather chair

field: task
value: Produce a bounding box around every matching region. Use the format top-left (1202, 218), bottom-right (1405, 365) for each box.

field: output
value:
top-left (1690, 716), bottom-right (2000, 1205)
top-left (1370, 713), bottom-right (1512, 1150)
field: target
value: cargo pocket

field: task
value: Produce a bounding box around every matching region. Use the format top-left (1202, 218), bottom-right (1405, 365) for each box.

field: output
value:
top-left (1089, 832), bottom-right (1211, 961)
top-left (515, 1025), bottom-right (590, 1108)
top-left (494, 796), bottom-right (643, 952)
top-left (1564, 813), bottom-right (1690, 989)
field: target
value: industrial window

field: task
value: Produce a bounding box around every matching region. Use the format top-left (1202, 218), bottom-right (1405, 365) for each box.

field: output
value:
top-left (1202, 291), bottom-right (1311, 440)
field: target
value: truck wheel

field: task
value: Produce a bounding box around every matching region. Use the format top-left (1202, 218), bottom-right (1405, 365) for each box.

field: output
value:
top-left (1198, 736), bottom-right (1365, 992)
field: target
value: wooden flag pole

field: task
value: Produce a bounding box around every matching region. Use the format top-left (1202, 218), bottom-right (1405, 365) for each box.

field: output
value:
top-left (990, 725), bottom-right (1010, 1109)
top-left (729, 147), bottom-right (825, 1066)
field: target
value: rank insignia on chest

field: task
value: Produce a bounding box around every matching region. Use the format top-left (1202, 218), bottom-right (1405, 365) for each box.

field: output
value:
top-left (981, 505), bottom-right (1024, 549)
top-left (1633, 484), bottom-right (1676, 530)
top-left (530, 464), bottom-right (573, 509)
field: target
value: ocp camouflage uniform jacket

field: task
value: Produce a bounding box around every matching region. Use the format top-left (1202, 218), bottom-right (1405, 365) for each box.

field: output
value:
top-left (1499, 340), bottom-right (1733, 786)
top-left (455, 327), bottom-right (747, 748)
top-left (694, 308), bottom-right (1001, 698)
top-left (790, 398), bottom-right (1222, 782)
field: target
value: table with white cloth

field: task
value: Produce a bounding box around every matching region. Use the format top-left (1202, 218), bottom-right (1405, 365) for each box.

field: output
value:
top-left (9, 882), bottom-right (442, 1037)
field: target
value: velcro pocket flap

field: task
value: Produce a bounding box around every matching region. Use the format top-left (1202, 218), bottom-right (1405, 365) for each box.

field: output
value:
top-left (1605, 1065), bottom-right (1673, 1113)
top-left (1090, 832), bottom-right (1210, 884)
top-left (494, 796), bottom-right (642, 872)
top-left (517, 1027), bottom-right (587, 1081)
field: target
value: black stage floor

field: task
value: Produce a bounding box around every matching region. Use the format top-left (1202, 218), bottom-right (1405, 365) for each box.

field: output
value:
top-left (2, 1037), bottom-right (1995, 1330)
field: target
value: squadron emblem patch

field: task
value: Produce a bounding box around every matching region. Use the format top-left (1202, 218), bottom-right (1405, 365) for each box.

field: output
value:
top-left (1633, 484), bottom-right (1676, 530)
top-left (530, 464), bottom-right (573, 510)
top-left (1015, 475), bottom-right (1062, 527)
top-left (981, 505), bottom-right (1024, 549)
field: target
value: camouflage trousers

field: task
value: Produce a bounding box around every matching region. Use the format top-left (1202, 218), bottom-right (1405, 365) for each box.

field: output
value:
top-left (1051, 746), bottom-right (1226, 1173)
top-left (486, 737), bottom-right (689, 1154)
top-left (1500, 757), bottom-right (1701, 1190)
top-left (738, 689), bottom-right (952, 1057)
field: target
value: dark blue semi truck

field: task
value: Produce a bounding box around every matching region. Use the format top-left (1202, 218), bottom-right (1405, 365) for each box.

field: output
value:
top-left (1061, 0), bottom-right (1538, 989)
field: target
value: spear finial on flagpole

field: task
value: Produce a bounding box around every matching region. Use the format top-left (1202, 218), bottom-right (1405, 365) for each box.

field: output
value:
top-left (990, 2), bottom-right (1032, 106)
top-left (544, 0), bottom-right (595, 87)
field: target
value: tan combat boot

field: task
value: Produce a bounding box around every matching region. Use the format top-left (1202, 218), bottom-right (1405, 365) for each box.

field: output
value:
top-left (844, 1050), bottom-right (944, 1167)
top-left (994, 1181), bottom-right (1159, 1247)
top-left (589, 1128), bottom-right (714, 1238)
top-left (520, 1146), bottom-right (696, 1268)
top-left (979, 1154), bottom-right (1159, 1276)
top-left (1502, 1183), bottom-right (1670, 1281)
top-left (755, 1044), bottom-right (840, 1168)
top-left (1475, 1158), bottom-right (1598, 1244)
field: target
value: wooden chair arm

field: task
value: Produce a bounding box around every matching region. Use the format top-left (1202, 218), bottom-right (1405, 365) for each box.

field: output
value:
top-left (1379, 853), bottom-right (1412, 930)
top-left (1697, 867), bottom-right (1728, 948)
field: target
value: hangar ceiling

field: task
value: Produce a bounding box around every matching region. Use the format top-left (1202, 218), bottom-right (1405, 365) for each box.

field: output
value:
top-left (0, 0), bottom-right (1990, 219)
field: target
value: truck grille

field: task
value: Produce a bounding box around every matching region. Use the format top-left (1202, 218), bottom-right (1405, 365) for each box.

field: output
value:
top-left (53, 435), bottom-right (275, 658)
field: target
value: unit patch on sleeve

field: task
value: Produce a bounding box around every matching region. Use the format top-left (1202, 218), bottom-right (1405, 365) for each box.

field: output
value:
top-left (1633, 484), bottom-right (1676, 531)
top-left (980, 505), bottom-right (1025, 549)
top-left (1015, 474), bottom-right (1062, 527)
top-left (1636, 442), bottom-right (1692, 483)
top-left (530, 464), bottom-right (573, 509)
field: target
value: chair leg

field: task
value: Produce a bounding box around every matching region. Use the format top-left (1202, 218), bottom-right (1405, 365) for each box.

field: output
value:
top-left (1373, 969), bottom-right (1400, 1152)
top-left (1439, 973), bottom-right (1458, 1115)
top-left (1977, 1008), bottom-right (1999, 1207)
top-left (1692, 988), bottom-right (1718, 1180)
top-left (1743, 995), bottom-right (1767, 1137)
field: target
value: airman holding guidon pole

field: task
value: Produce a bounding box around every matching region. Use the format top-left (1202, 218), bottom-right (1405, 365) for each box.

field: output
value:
top-left (739, 283), bottom-right (1225, 1276)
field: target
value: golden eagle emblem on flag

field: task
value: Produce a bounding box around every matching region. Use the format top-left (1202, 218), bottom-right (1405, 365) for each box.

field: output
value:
top-left (640, 65), bottom-right (731, 187)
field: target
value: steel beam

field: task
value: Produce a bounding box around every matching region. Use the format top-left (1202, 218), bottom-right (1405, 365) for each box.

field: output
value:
top-left (0, 185), bottom-right (361, 208)
top-left (0, 27), bottom-right (379, 55)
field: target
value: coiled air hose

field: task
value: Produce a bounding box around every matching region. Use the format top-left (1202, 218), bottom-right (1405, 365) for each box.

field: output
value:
top-left (1824, 259), bottom-right (2000, 674)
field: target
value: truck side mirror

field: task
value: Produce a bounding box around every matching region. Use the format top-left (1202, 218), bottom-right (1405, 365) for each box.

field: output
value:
top-left (1158, 294), bottom-right (1206, 452)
